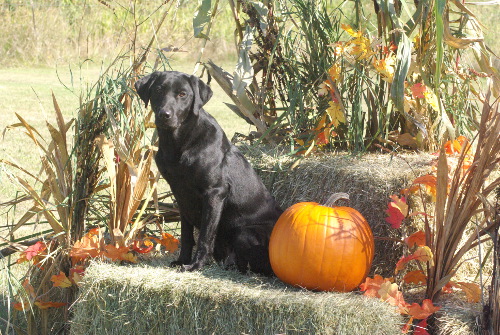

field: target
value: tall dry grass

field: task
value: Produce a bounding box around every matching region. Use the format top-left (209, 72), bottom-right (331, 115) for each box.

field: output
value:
top-left (0, 0), bottom-right (236, 67)
top-left (423, 86), bottom-right (499, 301)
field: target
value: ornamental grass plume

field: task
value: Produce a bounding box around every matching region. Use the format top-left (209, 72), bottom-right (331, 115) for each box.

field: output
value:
top-left (425, 87), bottom-right (500, 302)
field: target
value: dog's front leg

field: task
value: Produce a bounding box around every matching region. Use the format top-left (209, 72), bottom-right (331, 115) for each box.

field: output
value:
top-left (183, 186), bottom-right (227, 272)
top-left (170, 216), bottom-right (195, 267)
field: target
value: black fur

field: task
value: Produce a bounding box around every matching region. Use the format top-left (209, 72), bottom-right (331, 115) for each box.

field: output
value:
top-left (135, 71), bottom-right (282, 275)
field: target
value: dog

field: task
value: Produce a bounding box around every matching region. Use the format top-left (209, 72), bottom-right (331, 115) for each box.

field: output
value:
top-left (135, 71), bottom-right (282, 275)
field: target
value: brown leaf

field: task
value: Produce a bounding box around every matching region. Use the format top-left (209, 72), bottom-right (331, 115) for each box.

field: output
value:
top-left (396, 133), bottom-right (418, 149)
top-left (403, 270), bottom-right (427, 285)
top-left (455, 282), bottom-right (481, 303)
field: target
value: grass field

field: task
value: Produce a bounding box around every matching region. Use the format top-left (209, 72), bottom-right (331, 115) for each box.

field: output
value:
top-left (0, 59), bottom-right (251, 320)
top-left (0, 60), bottom-right (252, 204)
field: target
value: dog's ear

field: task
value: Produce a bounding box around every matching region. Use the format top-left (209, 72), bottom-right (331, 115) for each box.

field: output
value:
top-left (189, 75), bottom-right (213, 113)
top-left (135, 72), bottom-right (159, 108)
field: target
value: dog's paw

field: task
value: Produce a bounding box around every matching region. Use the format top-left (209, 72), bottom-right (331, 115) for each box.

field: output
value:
top-left (182, 261), bottom-right (206, 272)
top-left (169, 260), bottom-right (186, 268)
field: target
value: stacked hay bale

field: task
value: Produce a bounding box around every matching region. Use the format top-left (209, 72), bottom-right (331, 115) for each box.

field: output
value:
top-left (70, 150), bottom-right (485, 334)
top-left (244, 148), bottom-right (434, 277)
top-left (70, 257), bottom-right (404, 334)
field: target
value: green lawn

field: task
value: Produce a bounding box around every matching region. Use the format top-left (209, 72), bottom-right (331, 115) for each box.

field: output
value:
top-left (0, 62), bottom-right (253, 205)
top-left (0, 61), bottom-right (252, 317)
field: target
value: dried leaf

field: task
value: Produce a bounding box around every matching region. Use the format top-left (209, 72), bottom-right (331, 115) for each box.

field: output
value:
top-left (378, 282), bottom-right (409, 313)
top-left (385, 195), bottom-right (407, 229)
top-left (412, 174), bottom-right (438, 200)
top-left (359, 275), bottom-right (392, 297)
top-left (378, 282), bottom-right (397, 301)
top-left (403, 270), bottom-right (427, 285)
top-left (405, 231), bottom-right (426, 248)
top-left (13, 302), bottom-right (27, 311)
top-left (70, 265), bottom-right (85, 286)
top-left (414, 318), bottom-right (430, 335)
top-left (340, 24), bottom-right (363, 38)
top-left (455, 282), bottom-right (481, 303)
top-left (407, 299), bottom-right (440, 319)
top-left (34, 301), bottom-right (66, 309)
top-left (132, 239), bottom-right (154, 254)
top-left (443, 135), bottom-right (469, 155)
top-left (22, 279), bottom-right (36, 299)
top-left (150, 233), bottom-right (180, 253)
top-left (102, 244), bottom-right (132, 262)
top-left (411, 83), bottom-right (427, 99)
top-left (51, 271), bottom-right (72, 288)
top-left (396, 246), bottom-right (433, 273)
top-left (70, 228), bottom-right (102, 263)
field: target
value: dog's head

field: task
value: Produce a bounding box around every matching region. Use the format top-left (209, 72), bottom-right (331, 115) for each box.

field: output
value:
top-left (135, 71), bottom-right (213, 129)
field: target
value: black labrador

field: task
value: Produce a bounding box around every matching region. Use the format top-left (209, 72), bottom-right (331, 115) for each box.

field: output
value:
top-left (135, 71), bottom-right (282, 275)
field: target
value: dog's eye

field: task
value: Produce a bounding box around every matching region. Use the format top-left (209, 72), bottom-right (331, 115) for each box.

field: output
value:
top-left (178, 92), bottom-right (186, 98)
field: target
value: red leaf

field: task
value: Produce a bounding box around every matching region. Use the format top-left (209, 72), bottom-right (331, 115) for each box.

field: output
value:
top-left (403, 270), bottom-right (427, 285)
top-left (132, 239), bottom-right (154, 254)
top-left (405, 231), bottom-right (426, 248)
top-left (414, 318), bottom-right (430, 335)
top-left (34, 301), bottom-right (66, 309)
top-left (385, 195), bottom-right (407, 229)
top-left (150, 233), bottom-right (180, 253)
top-left (359, 275), bottom-right (392, 297)
top-left (25, 241), bottom-right (47, 260)
top-left (395, 246), bottom-right (433, 273)
top-left (442, 281), bottom-right (454, 294)
top-left (411, 83), bottom-right (427, 99)
top-left (18, 241), bottom-right (47, 264)
top-left (408, 299), bottom-right (440, 319)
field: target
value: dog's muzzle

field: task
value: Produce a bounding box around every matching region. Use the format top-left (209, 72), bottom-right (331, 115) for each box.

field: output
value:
top-left (158, 108), bottom-right (172, 120)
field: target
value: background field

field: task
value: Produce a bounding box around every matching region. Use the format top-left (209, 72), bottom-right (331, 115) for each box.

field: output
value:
top-left (1, 0), bottom-right (499, 232)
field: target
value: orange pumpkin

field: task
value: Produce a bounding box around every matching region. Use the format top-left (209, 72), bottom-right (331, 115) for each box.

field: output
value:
top-left (269, 193), bottom-right (374, 292)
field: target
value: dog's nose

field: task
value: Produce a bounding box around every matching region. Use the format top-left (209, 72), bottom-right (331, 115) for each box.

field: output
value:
top-left (158, 109), bottom-right (172, 120)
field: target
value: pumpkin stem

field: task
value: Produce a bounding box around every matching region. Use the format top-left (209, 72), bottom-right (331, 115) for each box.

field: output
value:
top-left (323, 193), bottom-right (350, 207)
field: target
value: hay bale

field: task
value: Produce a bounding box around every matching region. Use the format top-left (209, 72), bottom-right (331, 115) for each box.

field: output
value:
top-left (404, 288), bottom-right (482, 335)
top-left (71, 257), bottom-right (404, 335)
top-left (243, 147), bottom-right (434, 277)
top-left (434, 304), bottom-right (482, 335)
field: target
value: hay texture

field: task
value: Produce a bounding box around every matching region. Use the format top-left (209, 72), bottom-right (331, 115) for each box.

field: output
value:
top-left (434, 303), bottom-right (482, 335)
top-left (71, 257), bottom-right (404, 335)
top-left (244, 148), bottom-right (434, 276)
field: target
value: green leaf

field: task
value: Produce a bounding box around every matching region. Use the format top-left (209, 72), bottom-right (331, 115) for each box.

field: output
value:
top-left (193, 0), bottom-right (212, 40)
top-left (233, 25), bottom-right (255, 97)
top-left (391, 33), bottom-right (427, 136)
top-left (434, 0), bottom-right (445, 103)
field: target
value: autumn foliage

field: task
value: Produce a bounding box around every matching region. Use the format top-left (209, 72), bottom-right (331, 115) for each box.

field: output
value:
top-left (13, 228), bottom-right (179, 312)
top-left (360, 131), bottom-right (499, 333)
